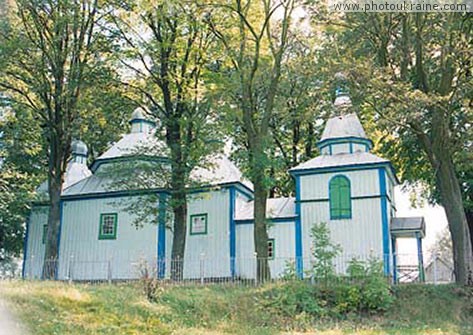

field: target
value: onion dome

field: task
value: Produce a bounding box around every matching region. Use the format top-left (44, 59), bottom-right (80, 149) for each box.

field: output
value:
top-left (130, 107), bottom-right (156, 134)
top-left (71, 139), bottom-right (88, 164)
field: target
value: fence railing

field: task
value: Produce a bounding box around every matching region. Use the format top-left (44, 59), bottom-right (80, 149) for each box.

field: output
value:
top-left (16, 252), bottom-right (457, 285)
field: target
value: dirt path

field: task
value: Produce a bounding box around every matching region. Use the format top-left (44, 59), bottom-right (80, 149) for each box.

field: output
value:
top-left (0, 298), bottom-right (27, 335)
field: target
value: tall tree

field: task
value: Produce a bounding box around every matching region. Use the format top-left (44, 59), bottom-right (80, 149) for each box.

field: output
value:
top-left (0, 0), bottom-right (103, 278)
top-left (109, 0), bottom-right (222, 280)
top-left (311, 11), bottom-right (472, 284)
top-left (208, 0), bottom-right (297, 280)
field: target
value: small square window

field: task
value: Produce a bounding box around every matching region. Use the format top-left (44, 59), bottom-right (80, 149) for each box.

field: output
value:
top-left (267, 239), bottom-right (275, 260)
top-left (42, 224), bottom-right (48, 244)
top-left (190, 214), bottom-right (208, 235)
top-left (99, 213), bottom-right (117, 240)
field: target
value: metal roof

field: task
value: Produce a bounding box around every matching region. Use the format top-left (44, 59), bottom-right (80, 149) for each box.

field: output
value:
top-left (290, 152), bottom-right (390, 172)
top-left (391, 217), bottom-right (426, 238)
top-left (37, 161), bottom-right (92, 197)
top-left (96, 132), bottom-right (168, 162)
top-left (235, 197), bottom-right (295, 221)
top-left (320, 113), bottom-right (367, 142)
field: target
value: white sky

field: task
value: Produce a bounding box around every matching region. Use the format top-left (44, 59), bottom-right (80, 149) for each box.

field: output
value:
top-left (395, 185), bottom-right (448, 260)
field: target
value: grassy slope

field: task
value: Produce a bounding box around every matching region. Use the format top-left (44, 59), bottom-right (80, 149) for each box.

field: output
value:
top-left (0, 281), bottom-right (472, 335)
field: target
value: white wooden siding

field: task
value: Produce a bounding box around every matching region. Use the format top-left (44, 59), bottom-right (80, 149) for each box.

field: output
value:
top-left (57, 196), bottom-right (157, 280)
top-left (183, 190), bottom-right (231, 279)
top-left (235, 222), bottom-right (295, 279)
top-left (24, 206), bottom-right (48, 279)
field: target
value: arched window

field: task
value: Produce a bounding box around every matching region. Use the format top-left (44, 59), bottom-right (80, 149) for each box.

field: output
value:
top-left (329, 175), bottom-right (351, 219)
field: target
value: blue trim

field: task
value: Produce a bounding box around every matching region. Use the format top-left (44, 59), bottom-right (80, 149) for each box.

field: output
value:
top-left (55, 200), bottom-right (64, 280)
top-left (235, 217), bottom-right (296, 225)
top-left (91, 156), bottom-right (169, 172)
top-left (235, 186), bottom-right (254, 200)
top-left (391, 237), bottom-right (397, 283)
top-left (290, 162), bottom-right (400, 184)
top-left (349, 142), bottom-right (353, 154)
top-left (328, 174), bottom-right (352, 220)
top-left (129, 119), bottom-right (156, 127)
top-left (157, 193), bottom-right (167, 279)
top-left (416, 232), bottom-right (425, 282)
top-left (229, 187), bottom-right (236, 277)
top-left (329, 145), bottom-right (332, 155)
top-left (295, 176), bottom-right (303, 278)
top-left (61, 182), bottom-right (253, 202)
top-left (21, 212), bottom-right (32, 279)
top-left (378, 168), bottom-right (390, 276)
top-left (317, 136), bottom-right (373, 150)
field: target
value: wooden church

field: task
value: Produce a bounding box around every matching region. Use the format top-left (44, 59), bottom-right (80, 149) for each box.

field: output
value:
top-left (23, 90), bottom-right (426, 282)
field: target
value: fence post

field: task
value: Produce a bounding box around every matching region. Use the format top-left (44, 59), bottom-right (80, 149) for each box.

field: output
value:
top-left (254, 252), bottom-right (258, 286)
top-left (200, 253), bottom-right (205, 285)
top-left (433, 251), bottom-right (438, 285)
top-left (107, 259), bottom-right (112, 284)
top-left (68, 255), bottom-right (74, 285)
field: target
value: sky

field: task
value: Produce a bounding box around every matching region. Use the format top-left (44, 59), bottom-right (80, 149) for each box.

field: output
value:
top-left (394, 185), bottom-right (448, 263)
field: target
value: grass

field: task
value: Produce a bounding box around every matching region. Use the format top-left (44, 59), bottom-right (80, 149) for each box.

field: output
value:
top-left (0, 281), bottom-right (472, 335)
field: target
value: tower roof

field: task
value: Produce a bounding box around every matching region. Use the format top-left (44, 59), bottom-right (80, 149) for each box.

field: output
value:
top-left (71, 139), bottom-right (88, 156)
top-left (320, 113), bottom-right (368, 142)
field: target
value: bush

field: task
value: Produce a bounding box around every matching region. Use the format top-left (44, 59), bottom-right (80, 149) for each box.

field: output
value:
top-left (265, 257), bottom-right (393, 319)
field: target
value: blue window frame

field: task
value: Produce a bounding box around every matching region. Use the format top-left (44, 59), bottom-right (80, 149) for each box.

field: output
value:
top-left (329, 175), bottom-right (352, 219)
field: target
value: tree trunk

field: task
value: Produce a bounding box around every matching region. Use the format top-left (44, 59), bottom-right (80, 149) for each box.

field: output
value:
top-left (467, 209), bottom-right (473, 255)
top-left (42, 139), bottom-right (67, 280)
top-left (435, 154), bottom-right (473, 285)
top-left (249, 138), bottom-right (271, 282)
top-left (253, 172), bottom-right (271, 282)
top-left (170, 188), bottom-right (187, 281)
top-left (168, 118), bottom-right (187, 281)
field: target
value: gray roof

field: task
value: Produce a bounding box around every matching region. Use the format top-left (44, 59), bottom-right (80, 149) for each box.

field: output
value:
top-left (63, 154), bottom-right (252, 197)
top-left (391, 217), bottom-right (426, 238)
top-left (235, 197), bottom-right (295, 221)
top-left (37, 161), bottom-right (92, 197)
top-left (320, 113), bottom-right (367, 142)
top-left (71, 140), bottom-right (88, 156)
top-left (290, 152), bottom-right (390, 173)
top-left (190, 154), bottom-right (253, 189)
top-left (96, 132), bottom-right (168, 162)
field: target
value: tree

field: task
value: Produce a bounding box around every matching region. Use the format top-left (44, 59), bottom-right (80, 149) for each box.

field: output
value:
top-left (309, 12), bottom-right (472, 284)
top-left (208, 0), bottom-right (297, 280)
top-left (109, 0), bottom-right (222, 279)
top-left (0, 0), bottom-right (105, 278)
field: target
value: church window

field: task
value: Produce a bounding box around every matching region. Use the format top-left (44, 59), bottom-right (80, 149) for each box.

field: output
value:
top-left (329, 175), bottom-right (352, 219)
top-left (267, 239), bottom-right (275, 260)
top-left (99, 213), bottom-right (118, 240)
top-left (42, 224), bottom-right (48, 244)
top-left (190, 213), bottom-right (208, 235)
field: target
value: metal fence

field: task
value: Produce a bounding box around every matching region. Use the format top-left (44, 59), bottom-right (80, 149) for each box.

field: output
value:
top-left (17, 252), bottom-right (456, 286)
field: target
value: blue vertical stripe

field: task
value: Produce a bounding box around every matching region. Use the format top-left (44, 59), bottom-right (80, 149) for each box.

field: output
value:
top-left (329, 145), bottom-right (333, 155)
top-left (349, 142), bottom-right (353, 154)
top-left (21, 213), bottom-right (32, 279)
top-left (416, 232), bottom-right (425, 282)
top-left (229, 187), bottom-right (236, 277)
top-left (295, 176), bottom-right (303, 278)
top-left (378, 168), bottom-right (390, 275)
top-left (391, 237), bottom-right (397, 283)
top-left (157, 193), bottom-right (167, 279)
top-left (55, 200), bottom-right (64, 280)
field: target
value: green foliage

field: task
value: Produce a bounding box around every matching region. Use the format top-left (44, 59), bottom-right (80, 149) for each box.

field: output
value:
top-left (1, 281), bottom-right (472, 334)
top-left (265, 256), bottom-right (393, 319)
top-left (310, 222), bottom-right (342, 281)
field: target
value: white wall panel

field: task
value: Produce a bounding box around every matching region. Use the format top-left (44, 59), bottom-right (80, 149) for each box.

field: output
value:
top-left (24, 206), bottom-right (48, 279)
top-left (58, 196), bottom-right (157, 280)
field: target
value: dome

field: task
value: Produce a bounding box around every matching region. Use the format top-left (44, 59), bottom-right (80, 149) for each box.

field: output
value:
top-left (71, 140), bottom-right (88, 157)
top-left (130, 107), bottom-right (149, 122)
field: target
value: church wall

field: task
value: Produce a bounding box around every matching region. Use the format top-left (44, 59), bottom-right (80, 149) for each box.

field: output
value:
top-left (235, 221), bottom-right (295, 279)
top-left (298, 170), bottom-right (386, 275)
top-left (57, 196), bottom-right (158, 280)
top-left (24, 206), bottom-right (48, 279)
top-left (181, 189), bottom-right (231, 279)
top-left (331, 143), bottom-right (350, 155)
